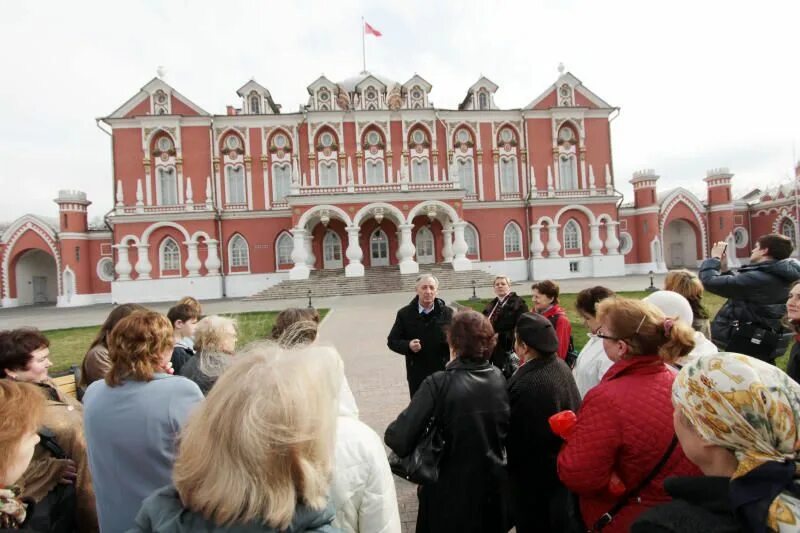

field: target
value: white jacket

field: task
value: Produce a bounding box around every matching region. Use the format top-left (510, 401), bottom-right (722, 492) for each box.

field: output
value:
top-left (572, 334), bottom-right (614, 398)
top-left (331, 378), bottom-right (401, 533)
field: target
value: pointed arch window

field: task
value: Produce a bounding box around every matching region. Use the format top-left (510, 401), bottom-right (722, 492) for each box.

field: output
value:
top-left (457, 158), bottom-right (475, 194)
top-left (464, 224), bottom-right (480, 258)
top-left (319, 161), bottom-right (339, 187)
top-left (782, 219), bottom-right (796, 244)
top-left (157, 166), bottom-right (178, 205)
top-left (226, 165), bottom-right (246, 204)
top-left (504, 223), bottom-right (522, 256)
top-left (564, 220), bottom-right (581, 252)
top-left (160, 238), bottom-right (181, 275)
top-left (558, 155), bottom-right (578, 190)
top-left (273, 163), bottom-right (291, 203)
top-left (366, 160), bottom-right (385, 184)
top-left (229, 235), bottom-right (250, 269)
top-left (276, 233), bottom-right (294, 268)
top-left (500, 157), bottom-right (519, 193)
top-left (249, 94), bottom-right (260, 114)
top-left (412, 159), bottom-right (430, 182)
top-left (478, 92), bottom-right (488, 110)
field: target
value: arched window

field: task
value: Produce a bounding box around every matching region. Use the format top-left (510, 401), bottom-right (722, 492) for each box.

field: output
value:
top-left (226, 165), bottom-right (246, 204)
top-left (273, 163), bottom-right (291, 203)
top-left (503, 223), bottom-right (522, 256)
top-left (158, 166), bottom-right (178, 205)
top-left (457, 158), bottom-right (475, 194)
top-left (276, 233), bottom-right (293, 268)
top-left (464, 224), bottom-right (479, 258)
top-left (416, 227), bottom-right (435, 264)
top-left (559, 155), bottom-right (578, 190)
top-left (370, 229), bottom-right (389, 266)
top-left (250, 94), bottom-right (260, 114)
top-left (563, 220), bottom-right (581, 252)
top-left (478, 92), bottom-right (488, 110)
top-left (366, 160), bottom-right (385, 184)
top-left (412, 159), bottom-right (430, 182)
top-left (319, 161), bottom-right (339, 186)
top-left (782, 219), bottom-right (796, 244)
top-left (229, 235), bottom-right (250, 270)
top-left (160, 238), bottom-right (181, 275)
top-left (500, 157), bottom-right (518, 193)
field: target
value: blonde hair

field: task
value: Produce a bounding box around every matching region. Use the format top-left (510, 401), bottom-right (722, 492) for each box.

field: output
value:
top-left (596, 297), bottom-right (695, 363)
top-left (195, 316), bottom-right (237, 355)
top-left (664, 269), bottom-right (709, 319)
top-left (173, 343), bottom-right (341, 529)
top-left (493, 275), bottom-right (511, 287)
top-left (106, 311), bottom-right (173, 386)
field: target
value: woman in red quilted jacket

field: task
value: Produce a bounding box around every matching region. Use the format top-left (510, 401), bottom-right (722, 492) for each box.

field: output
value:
top-left (557, 297), bottom-right (702, 532)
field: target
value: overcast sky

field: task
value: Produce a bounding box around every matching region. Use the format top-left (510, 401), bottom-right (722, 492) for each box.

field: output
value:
top-left (1, 0), bottom-right (798, 223)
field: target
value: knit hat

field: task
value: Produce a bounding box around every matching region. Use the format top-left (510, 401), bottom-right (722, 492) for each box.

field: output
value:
top-left (515, 312), bottom-right (559, 355)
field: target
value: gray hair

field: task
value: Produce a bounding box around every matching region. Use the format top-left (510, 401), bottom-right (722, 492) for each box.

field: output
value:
top-left (415, 273), bottom-right (439, 289)
top-left (493, 275), bottom-right (511, 286)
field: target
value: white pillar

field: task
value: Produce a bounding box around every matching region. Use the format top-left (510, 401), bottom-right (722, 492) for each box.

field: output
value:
top-left (185, 177), bottom-right (194, 210)
top-left (136, 179), bottom-right (145, 213)
top-left (290, 228), bottom-right (311, 280)
top-left (133, 243), bottom-right (152, 280)
top-left (397, 223), bottom-right (419, 274)
top-left (205, 239), bottom-right (221, 274)
top-left (345, 226), bottom-right (364, 277)
top-left (589, 224), bottom-right (603, 256)
top-left (452, 221), bottom-right (472, 271)
top-left (114, 244), bottom-right (132, 281)
top-left (546, 224), bottom-right (561, 257)
top-left (115, 180), bottom-right (124, 214)
top-left (530, 224), bottom-right (544, 258)
top-left (205, 176), bottom-right (213, 210)
top-left (442, 227), bottom-right (454, 263)
top-left (304, 234), bottom-right (316, 270)
top-left (604, 222), bottom-right (620, 255)
top-left (185, 241), bottom-right (201, 277)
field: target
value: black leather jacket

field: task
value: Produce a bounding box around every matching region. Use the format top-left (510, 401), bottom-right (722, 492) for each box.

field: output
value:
top-left (482, 292), bottom-right (527, 369)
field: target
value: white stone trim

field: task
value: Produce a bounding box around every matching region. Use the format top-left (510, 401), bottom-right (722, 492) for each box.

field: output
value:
top-left (1, 220), bottom-right (63, 300)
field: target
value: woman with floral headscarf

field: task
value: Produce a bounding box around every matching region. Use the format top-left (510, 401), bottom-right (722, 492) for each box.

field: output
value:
top-left (633, 352), bottom-right (800, 533)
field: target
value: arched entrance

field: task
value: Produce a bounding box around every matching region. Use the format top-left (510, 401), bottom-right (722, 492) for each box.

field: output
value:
top-left (370, 229), bottom-right (390, 266)
top-left (663, 219), bottom-right (699, 268)
top-left (415, 226), bottom-right (435, 264)
top-left (322, 230), bottom-right (343, 269)
top-left (14, 249), bottom-right (58, 305)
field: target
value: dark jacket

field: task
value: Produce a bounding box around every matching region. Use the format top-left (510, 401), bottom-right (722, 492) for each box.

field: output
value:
top-left (631, 476), bottom-right (742, 533)
top-left (700, 257), bottom-right (800, 360)
top-left (178, 355), bottom-right (217, 395)
top-left (506, 356), bottom-right (581, 533)
top-left (482, 292), bottom-right (527, 370)
top-left (169, 346), bottom-right (195, 375)
top-left (385, 359), bottom-right (510, 533)
top-left (387, 296), bottom-right (454, 397)
top-left (129, 485), bottom-right (338, 533)
top-left (788, 338), bottom-right (800, 383)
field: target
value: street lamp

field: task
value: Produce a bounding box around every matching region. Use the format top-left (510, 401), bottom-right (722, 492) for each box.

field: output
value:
top-left (307, 289), bottom-right (313, 309)
top-left (645, 270), bottom-right (658, 293)
top-left (469, 279), bottom-right (479, 301)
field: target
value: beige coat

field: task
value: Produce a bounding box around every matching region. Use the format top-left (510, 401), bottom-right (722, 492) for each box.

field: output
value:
top-left (19, 380), bottom-right (98, 533)
top-left (79, 344), bottom-right (110, 389)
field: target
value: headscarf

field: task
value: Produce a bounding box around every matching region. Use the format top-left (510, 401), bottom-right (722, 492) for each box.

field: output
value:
top-left (673, 353), bottom-right (800, 532)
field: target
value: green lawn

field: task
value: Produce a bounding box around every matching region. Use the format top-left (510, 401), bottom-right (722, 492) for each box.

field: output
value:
top-left (458, 291), bottom-right (790, 370)
top-left (45, 309), bottom-right (327, 374)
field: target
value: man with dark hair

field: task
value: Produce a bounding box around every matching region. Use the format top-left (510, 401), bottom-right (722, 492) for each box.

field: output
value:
top-left (387, 274), bottom-right (454, 397)
top-left (166, 304), bottom-right (200, 373)
top-left (700, 233), bottom-right (800, 363)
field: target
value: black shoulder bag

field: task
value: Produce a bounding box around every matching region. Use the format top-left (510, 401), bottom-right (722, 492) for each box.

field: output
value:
top-left (388, 373), bottom-right (451, 485)
top-left (591, 435), bottom-right (679, 532)
top-left (548, 314), bottom-right (579, 368)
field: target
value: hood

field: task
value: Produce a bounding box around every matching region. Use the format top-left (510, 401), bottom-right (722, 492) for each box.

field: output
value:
top-left (139, 485), bottom-right (335, 532)
top-left (337, 375), bottom-right (359, 419)
top-left (740, 258), bottom-right (800, 282)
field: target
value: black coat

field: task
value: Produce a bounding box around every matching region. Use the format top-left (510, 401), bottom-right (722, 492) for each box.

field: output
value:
top-left (506, 356), bottom-right (581, 533)
top-left (700, 257), bottom-right (800, 360)
top-left (483, 292), bottom-right (528, 369)
top-left (387, 296), bottom-right (454, 397)
top-left (631, 476), bottom-right (743, 533)
top-left (385, 359), bottom-right (510, 533)
top-left (788, 340), bottom-right (800, 383)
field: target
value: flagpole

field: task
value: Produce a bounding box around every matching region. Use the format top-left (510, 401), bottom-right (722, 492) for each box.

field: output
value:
top-left (361, 16), bottom-right (366, 72)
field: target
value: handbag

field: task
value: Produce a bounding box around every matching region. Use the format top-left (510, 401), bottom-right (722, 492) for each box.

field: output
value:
top-left (388, 374), bottom-right (451, 485)
top-left (590, 435), bottom-right (678, 532)
top-left (725, 321), bottom-right (781, 361)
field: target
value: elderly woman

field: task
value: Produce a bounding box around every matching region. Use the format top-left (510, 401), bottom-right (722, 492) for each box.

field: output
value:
top-left (507, 312), bottom-right (581, 532)
top-left (0, 328), bottom-right (97, 532)
top-left (665, 269), bottom-right (712, 339)
top-left (644, 290), bottom-right (719, 367)
top-left (633, 353), bottom-right (800, 532)
top-left (131, 344), bottom-right (341, 532)
top-left (558, 298), bottom-right (702, 533)
top-left (83, 311), bottom-right (203, 533)
top-left (80, 303), bottom-right (146, 390)
top-left (572, 286), bottom-right (616, 398)
top-left (0, 380), bottom-right (46, 530)
top-left (531, 280), bottom-right (574, 364)
top-left (179, 315), bottom-right (238, 395)
top-left (482, 275), bottom-right (527, 377)
top-left (385, 309), bottom-right (510, 533)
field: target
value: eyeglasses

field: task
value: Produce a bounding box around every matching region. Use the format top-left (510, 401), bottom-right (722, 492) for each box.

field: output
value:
top-left (592, 330), bottom-right (621, 341)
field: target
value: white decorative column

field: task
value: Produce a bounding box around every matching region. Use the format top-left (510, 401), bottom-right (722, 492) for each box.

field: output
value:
top-left (546, 225), bottom-right (561, 257)
top-left (185, 177), bottom-right (194, 210)
top-left (133, 243), bottom-right (152, 280)
top-left (397, 223), bottom-right (419, 275)
top-left (546, 166), bottom-right (555, 197)
top-left (205, 176), bottom-right (213, 210)
top-left (588, 165), bottom-right (597, 195)
top-left (442, 227), bottom-right (454, 263)
top-left (530, 224), bottom-right (544, 258)
top-left (114, 244), bottom-right (132, 281)
top-left (289, 228), bottom-right (311, 280)
top-left (304, 234), bottom-right (316, 270)
top-left (605, 222), bottom-right (620, 255)
top-left (589, 224), bottom-right (603, 256)
top-left (344, 226), bottom-right (364, 277)
top-left (205, 239), bottom-right (221, 274)
top-left (184, 241), bottom-right (201, 277)
top-left (115, 180), bottom-right (124, 214)
top-left (452, 221), bottom-right (472, 271)
top-left (135, 179), bottom-right (145, 213)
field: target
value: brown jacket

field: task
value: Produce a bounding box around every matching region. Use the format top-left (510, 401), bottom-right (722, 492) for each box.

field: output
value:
top-left (18, 380), bottom-right (98, 533)
top-left (79, 344), bottom-right (110, 390)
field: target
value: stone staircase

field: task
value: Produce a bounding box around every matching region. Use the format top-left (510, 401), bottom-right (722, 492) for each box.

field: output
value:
top-left (244, 264), bottom-right (496, 301)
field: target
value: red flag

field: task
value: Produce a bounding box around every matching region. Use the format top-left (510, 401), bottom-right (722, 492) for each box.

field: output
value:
top-left (364, 21), bottom-right (382, 37)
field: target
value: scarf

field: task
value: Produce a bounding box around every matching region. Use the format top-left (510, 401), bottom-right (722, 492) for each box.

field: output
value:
top-left (673, 353), bottom-right (800, 532)
top-left (0, 487), bottom-right (28, 529)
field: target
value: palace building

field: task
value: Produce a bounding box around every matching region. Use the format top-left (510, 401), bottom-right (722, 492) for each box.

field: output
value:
top-left (1, 68), bottom-right (797, 307)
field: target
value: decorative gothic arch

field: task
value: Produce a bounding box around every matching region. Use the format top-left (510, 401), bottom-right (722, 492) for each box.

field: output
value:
top-left (553, 204), bottom-right (597, 226)
top-left (353, 202), bottom-right (406, 227)
top-left (296, 204), bottom-right (353, 229)
top-left (1, 218), bottom-right (62, 302)
top-left (659, 190), bottom-right (708, 259)
top-left (406, 200), bottom-right (459, 225)
top-left (140, 221), bottom-right (192, 245)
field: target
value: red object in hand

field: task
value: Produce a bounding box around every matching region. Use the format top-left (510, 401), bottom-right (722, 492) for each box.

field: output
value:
top-left (549, 410), bottom-right (577, 438)
top-left (608, 473), bottom-right (626, 496)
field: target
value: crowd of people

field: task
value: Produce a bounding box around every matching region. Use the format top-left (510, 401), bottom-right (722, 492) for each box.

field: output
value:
top-left (1, 232), bottom-right (800, 532)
